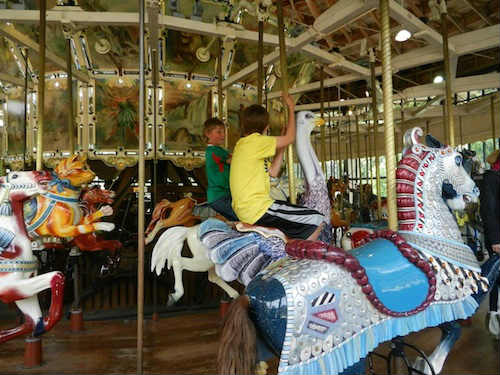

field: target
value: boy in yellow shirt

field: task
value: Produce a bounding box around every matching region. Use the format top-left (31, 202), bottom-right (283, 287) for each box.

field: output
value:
top-left (230, 95), bottom-right (324, 240)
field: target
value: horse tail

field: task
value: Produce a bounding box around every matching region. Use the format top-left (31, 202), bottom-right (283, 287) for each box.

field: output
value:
top-left (151, 226), bottom-right (188, 275)
top-left (218, 296), bottom-right (257, 375)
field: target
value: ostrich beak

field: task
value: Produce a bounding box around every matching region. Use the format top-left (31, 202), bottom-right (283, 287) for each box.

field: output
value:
top-left (314, 118), bottom-right (325, 127)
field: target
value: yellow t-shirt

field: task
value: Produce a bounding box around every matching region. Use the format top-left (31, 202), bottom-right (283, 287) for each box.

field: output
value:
top-left (230, 133), bottom-right (277, 224)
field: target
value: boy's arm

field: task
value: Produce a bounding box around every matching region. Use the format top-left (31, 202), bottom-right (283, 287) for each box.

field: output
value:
top-left (275, 94), bottom-right (296, 149)
top-left (269, 147), bottom-right (286, 177)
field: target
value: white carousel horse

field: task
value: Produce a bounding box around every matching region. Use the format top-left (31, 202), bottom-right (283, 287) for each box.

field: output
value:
top-left (150, 111), bottom-right (328, 304)
top-left (217, 127), bottom-right (499, 375)
top-left (0, 170), bottom-right (65, 343)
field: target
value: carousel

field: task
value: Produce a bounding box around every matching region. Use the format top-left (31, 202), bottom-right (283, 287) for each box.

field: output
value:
top-left (0, 0), bottom-right (498, 374)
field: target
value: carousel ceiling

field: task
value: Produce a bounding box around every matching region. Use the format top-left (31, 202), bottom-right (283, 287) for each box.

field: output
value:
top-left (0, 0), bottom-right (498, 169)
top-left (0, 0), bottom-right (497, 104)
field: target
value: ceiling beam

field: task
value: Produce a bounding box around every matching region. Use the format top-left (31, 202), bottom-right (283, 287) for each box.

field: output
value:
top-left (0, 25), bottom-right (89, 83)
top-left (294, 73), bottom-right (500, 111)
top-left (271, 25), bottom-right (500, 99)
top-left (0, 72), bottom-right (24, 86)
top-left (462, 0), bottom-right (493, 26)
top-left (223, 0), bottom-right (375, 88)
top-left (388, 0), bottom-right (454, 52)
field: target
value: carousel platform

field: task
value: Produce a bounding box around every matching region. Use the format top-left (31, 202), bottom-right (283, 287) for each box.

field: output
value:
top-left (0, 303), bottom-right (497, 374)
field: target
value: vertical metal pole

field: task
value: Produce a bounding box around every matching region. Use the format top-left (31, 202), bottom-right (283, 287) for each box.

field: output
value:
top-left (399, 100), bottom-right (405, 160)
top-left (441, 8), bottom-right (455, 147)
top-left (329, 107), bottom-right (333, 178)
top-left (459, 116), bottom-right (463, 149)
top-left (320, 66), bottom-right (326, 174)
top-left (337, 122), bottom-right (342, 179)
top-left (380, 0), bottom-right (397, 231)
top-left (23, 48), bottom-right (29, 169)
top-left (355, 115), bottom-right (362, 206)
top-left (66, 39), bottom-right (75, 154)
top-left (36, 0), bottom-right (46, 171)
top-left (364, 130), bottom-right (369, 189)
top-left (217, 38), bottom-right (227, 149)
top-left (369, 53), bottom-right (381, 219)
top-left (257, 20), bottom-right (264, 106)
top-left (367, 122), bottom-right (372, 186)
top-left (148, 0), bottom-right (160, 321)
top-left (137, 0), bottom-right (145, 373)
top-left (277, 0), bottom-right (296, 204)
top-left (491, 96), bottom-right (497, 149)
top-left (347, 118), bottom-right (353, 195)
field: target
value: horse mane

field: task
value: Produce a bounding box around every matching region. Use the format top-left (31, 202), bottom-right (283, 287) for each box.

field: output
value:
top-left (396, 149), bottom-right (430, 231)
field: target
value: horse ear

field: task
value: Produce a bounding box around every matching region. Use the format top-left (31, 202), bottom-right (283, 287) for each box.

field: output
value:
top-left (425, 134), bottom-right (443, 148)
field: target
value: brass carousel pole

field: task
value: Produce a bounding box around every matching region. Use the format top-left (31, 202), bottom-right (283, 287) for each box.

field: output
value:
top-left (441, 3), bottom-right (455, 147)
top-left (320, 66), bottom-right (326, 174)
top-left (337, 120), bottom-right (342, 179)
top-left (367, 120), bottom-right (372, 187)
top-left (277, 0), bottom-right (296, 203)
top-left (370, 51), bottom-right (382, 219)
top-left (459, 116), bottom-right (463, 149)
top-left (380, 0), bottom-right (398, 231)
top-left (66, 39), bottom-right (75, 154)
top-left (491, 96), bottom-right (497, 149)
top-left (399, 99), bottom-right (405, 160)
top-left (148, 1), bottom-right (160, 322)
top-left (137, 0), bottom-right (146, 373)
top-left (36, 0), bottom-right (46, 171)
top-left (329, 103), bottom-right (333, 178)
top-left (348, 117), bottom-right (353, 197)
top-left (364, 128), bottom-right (369, 190)
top-left (217, 38), bottom-right (227, 148)
top-left (257, 20), bottom-right (264, 105)
top-left (355, 114), bottom-right (363, 207)
top-left (23, 48), bottom-right (29, 169)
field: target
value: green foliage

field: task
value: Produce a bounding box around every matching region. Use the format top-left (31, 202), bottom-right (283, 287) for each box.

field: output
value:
top-left (117, 100), bottom-right (136, 130)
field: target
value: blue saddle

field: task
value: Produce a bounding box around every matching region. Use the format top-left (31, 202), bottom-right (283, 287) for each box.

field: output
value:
top-left (350, 238), bottom-right (430, 313)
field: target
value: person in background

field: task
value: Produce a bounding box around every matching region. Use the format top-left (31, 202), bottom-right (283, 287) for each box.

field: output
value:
top-left (204, 118), bottom-right (238, 221)
top-left (479, 148), bottom-right (500, 339)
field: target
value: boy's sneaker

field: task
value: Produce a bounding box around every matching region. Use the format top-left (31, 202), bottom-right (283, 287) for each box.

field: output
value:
top-left (485, 311), bottom-right (500, 339)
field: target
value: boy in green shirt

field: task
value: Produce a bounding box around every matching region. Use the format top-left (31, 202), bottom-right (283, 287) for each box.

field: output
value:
top-left (204, 118), bottom-right (238, 221)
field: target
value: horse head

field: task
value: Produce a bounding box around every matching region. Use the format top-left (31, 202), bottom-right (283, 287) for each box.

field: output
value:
top-left (0, 170), bottom-right (52, 203)
top-left (82, 187), bottom-right (116, 206)
top-left (54, 154), bottom-right (95, 188)
top-left (398, 128), bottom-right (480, 236)
top-left (145, 197), bottom-right (200, 244)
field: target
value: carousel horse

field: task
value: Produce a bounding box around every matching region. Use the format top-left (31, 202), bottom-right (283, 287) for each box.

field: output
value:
top-left (145, 197), bottom-right (201, 244)
top-left (217, 127), bottom-right (500, 375)
top-left (0, 170), bottom-right (65, 343)
top-left (147, 197), bottom-right (238, 305)
top-left (71, 187), bottom-right (122, 252)
top-left (150, 111), bottom-right (331, 304)
top-left (24, 154), bottom-right (115, 242)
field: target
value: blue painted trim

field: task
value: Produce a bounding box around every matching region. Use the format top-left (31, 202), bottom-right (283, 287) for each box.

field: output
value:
top-left (44, 192), bottom-right (79, 203)
top-left (277, 296), bottom-right (478, 375)
top-left (26, 200), bottom-right (56, 233)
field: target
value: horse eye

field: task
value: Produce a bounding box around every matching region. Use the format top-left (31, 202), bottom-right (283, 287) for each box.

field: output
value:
top-left (455, 155), bottom-right (462, 166)
top-left (11, 174), bottom-right (18, 179)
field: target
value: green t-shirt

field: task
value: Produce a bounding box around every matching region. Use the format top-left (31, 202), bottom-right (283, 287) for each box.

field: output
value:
top-left (205, 145), bottom-right (231, 203)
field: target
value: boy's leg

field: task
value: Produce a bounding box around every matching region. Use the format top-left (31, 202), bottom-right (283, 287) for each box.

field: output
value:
top-left (307, 222), bottom-right (325, 241)
top-left (209, 195), bottom-right (239, 221)
top-left (255, 200), bottom-right (324, 240)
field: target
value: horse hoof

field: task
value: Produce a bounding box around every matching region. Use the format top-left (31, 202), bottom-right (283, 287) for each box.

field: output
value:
top-left (33, 318), bottom-right (45, 337)
top-left (166, 295), bottom-right (177, 307)
top-left (413, 356), bottom-right (433, 375)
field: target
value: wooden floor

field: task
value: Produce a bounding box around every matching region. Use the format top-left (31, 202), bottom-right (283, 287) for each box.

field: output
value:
top-left (0, 302), bottom-right (498, 374)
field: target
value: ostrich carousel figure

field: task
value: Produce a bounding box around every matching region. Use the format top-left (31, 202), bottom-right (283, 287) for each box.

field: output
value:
top-left (216, 127), bottom-right (500, 375)
top-left (150, 111), bottom-right (332, 304)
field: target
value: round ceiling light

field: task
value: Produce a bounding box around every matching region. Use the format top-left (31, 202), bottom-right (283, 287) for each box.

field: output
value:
top-left (395, 29), bottom-right (412, 42)
top-left (433, 75), bottom-right (444, 84)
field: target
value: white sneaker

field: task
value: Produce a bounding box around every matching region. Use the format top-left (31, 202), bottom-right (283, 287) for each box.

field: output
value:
top-left (485, 311), bottom-right (500, 339)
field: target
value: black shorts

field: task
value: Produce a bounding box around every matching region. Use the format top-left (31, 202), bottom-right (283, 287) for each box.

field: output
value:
top-left (255, 200), bottom-right (324, 240)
